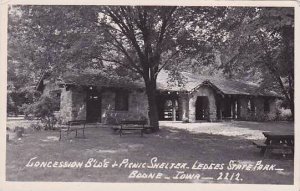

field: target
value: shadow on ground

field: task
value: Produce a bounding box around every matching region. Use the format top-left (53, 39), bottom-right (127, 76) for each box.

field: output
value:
top-left (6, 120), bottom-right (294, 184)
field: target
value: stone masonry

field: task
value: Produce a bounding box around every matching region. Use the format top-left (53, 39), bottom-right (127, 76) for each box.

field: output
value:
top-left (42, 79), bottom-right (279, 123)
top-left (188, 86), bottom-right (217, 122)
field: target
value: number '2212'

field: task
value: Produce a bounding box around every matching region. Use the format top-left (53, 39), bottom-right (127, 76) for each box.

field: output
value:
top-left (217, 172), bottom-right (242, 181)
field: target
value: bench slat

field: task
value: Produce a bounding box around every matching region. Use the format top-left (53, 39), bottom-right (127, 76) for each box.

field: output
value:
top-left (120, 120), bottom-right (147, 125)
top-left (118, 120), bottom-right (147, 137)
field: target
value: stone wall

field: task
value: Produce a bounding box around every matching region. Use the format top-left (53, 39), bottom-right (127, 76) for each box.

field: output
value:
top-left (101, 89), bottom-right (116, 123)
top-left (58, 86), bottom-right (86, 123)
top-left (102, 89), bottom-right (149, 124)
top-left (237, 96), bottom-right (278, 121)
top-left (253, 97), bottom-right (264, 120)
top-left (238, 97), bottom-right (248, 120)
top-left (188, 86), bottom-right (217, 122)
top-left (59, 87), bottom-right (73, 123)
top-left (43, 79), bottom-right (281, 123)
top-left (71, 86), bottom-right (87, 121)
top-left (267, 98), bottom-right (278, 120)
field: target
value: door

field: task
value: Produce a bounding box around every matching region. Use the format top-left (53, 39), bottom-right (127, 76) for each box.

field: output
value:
top-left (86, 88), bottom-right (101, 123)
top-left (195, 96), bottom-right (209, 120)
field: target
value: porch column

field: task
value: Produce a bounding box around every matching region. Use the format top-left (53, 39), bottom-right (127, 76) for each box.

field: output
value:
top-left (178, 93), bottom-right (189, 121)
top-left (232, 100), bottom-right (237, 119)
top-left (172, 99), bottom-right (176, 121)
top-left (237, 98), bottom-right (241, 119)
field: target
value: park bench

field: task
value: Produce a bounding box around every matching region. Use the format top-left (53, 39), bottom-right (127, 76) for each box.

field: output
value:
top-left (118, 120), bottom-right (148, 137)
top-left (59, 120), bottom-right (86, 141)
top-left (252, 132), bottom-right (294, 157)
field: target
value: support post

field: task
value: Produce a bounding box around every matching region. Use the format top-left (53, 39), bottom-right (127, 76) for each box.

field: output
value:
top-left (172, 99), bottom-right (176, 121)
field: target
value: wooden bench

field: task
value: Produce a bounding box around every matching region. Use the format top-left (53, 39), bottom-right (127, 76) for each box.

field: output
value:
top-left (59, 120), bottom-right (86, 140)
top-left (119, 120), bottom-right (147, 137)
top-left (252, 140), bottom-right (294, 157)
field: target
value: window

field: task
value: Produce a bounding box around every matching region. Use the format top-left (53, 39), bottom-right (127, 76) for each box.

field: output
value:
top-left (54, 92), bottom-right (61, 111)
top-left (115, 90), bottom-right (129, 111)
top-left (264, 99), bottom-right (270, 112)
top-left (50, 90), bottom-right (61, 111)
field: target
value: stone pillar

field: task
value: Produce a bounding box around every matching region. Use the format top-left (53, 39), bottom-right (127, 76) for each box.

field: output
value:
top-left (188, 96), bottom-right (196, 122)
top-left (172, 99), bottom-right (177, 121)
top-left (238, 97), bottom-right (248, 120)
top-left (208, 97), bottom-right (217, 122)
top-left (232, 100), bottom-right (237, 119)
top-left (253, 97), bottom-right (264, 120)
top-left (178, 93), bottom-right (189, 121)
top-left (237, 99), bottom-right (241, 119)
top-left (60, 86), bottom-right (73, 124)
top-left (101, 90), bottom-right (116, 123)
top-left (268, 98), bottom-right (277, 120)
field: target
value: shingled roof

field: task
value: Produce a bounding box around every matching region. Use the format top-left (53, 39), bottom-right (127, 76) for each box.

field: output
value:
top-left (156, 70), bottom-right (281, 97)
top-left (59, 72), bottom-right (144, 89)
top-left (36, 70), bottom-right (281, 97)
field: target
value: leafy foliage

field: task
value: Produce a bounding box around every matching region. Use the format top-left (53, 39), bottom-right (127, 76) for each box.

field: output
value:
top-left (20, 95), bottom-right (59, 130)
top-left (216, 7), bottom-right (294, 117)
top-left (8, 6), bottom-right (293, 127)
top-left (8, 5), bottom-right (225, 130)
top-left (7, 86), bottom-right (41, 116)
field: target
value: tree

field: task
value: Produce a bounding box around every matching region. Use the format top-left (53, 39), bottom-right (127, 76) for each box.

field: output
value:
top-left (216, 7), bottom-right (294, 118)
top-left (8, 6), bottom-right (225, 131)
top-left (94, 6), bottom-right (210, 131)
top-left (20, 95), bottom-right (59, 130)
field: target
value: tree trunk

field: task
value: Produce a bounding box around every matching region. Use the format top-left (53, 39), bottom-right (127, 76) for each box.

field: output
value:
top-left (145, 80), bottom-right (159, 132)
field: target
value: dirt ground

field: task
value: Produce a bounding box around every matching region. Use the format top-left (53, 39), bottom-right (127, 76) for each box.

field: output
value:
top-left (6, 119), bottom-right (294, 184)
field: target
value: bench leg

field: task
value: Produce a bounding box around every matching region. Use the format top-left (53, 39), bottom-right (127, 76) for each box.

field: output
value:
top-left (83, 129), bottom-right (85, 137)
top-left (264, 148), bottom-right (272, 158)
top-left (120, 129), bottom-right (122, 137)
top-left (75, 130), bottom-right (78, 137)
top-left (260, 147), bottom-right (266, 156)
top-left (59, 131), bottom-right (61, 141)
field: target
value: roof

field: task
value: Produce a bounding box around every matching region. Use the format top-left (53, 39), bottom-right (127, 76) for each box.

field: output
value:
top-left (36, 70), bottom-right (281, 97)
top-left (156, 70), bottom-right (281, 97)
top-left (58, 72), bottom-right (145, 89)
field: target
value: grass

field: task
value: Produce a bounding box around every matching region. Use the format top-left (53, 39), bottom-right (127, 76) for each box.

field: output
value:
top-left (6, 119), bottom-right (294, 184)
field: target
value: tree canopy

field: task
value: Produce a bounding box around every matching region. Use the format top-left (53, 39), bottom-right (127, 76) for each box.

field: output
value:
top-left (8, 5), bottom-right (226, 129)
top-left (216, 7), bottom-right (294, 116)
top-left (7, 5), bottom-right (294, 124)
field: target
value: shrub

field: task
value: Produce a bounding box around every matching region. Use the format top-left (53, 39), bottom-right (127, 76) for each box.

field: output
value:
top-left (14, 126), bottom-right (25, 133)
top-left (29, 123), bottom-right (43, 131)
top-left (14, 126), bottom-right (25, 138)
top-left (105, 114), bottom-right (118, 125)
top-left (271, 99), bottom-right (293, 121)
top-left (7, 87), bottom-right (41, 116)
top-left (278, 108), bottom-right (293, 121)
top-left (182, 117), bottom-right (189, 123)
top-left (20, 95), bottom-right (58, 130)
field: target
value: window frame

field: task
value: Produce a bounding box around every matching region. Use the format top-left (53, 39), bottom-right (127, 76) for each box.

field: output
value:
top-left (115, 89), bottom-right (129, 111)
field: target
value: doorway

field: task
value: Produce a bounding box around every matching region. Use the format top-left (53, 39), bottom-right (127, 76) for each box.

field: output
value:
top-left (86, 87), bottom-right (101, 123)
top-left (195, 96), bottom-right (209, 120)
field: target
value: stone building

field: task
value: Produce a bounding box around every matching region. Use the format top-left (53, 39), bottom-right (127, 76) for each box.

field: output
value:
top-left (36, 70), bottom-right (281, 124)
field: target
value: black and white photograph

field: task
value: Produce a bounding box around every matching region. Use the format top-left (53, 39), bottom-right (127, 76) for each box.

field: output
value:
top-left (1, 1), bottom-right (298, 190)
